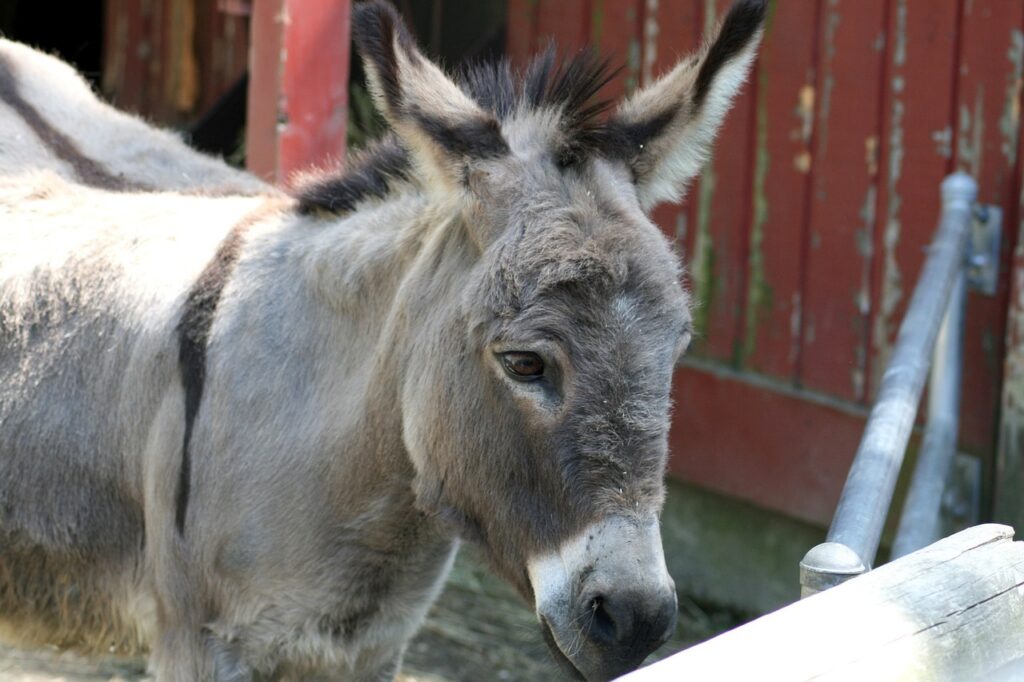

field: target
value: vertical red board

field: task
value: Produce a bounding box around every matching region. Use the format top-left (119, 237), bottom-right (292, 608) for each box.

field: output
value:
top-left (145, 0), bottom-right (167, 117)
top-left (799, 0), bottom-right (888, 401)
top-left (104, 0), bottom-right (249, 123)
top-left (246, 0), bottom-right (284, 182)
top-left (590, 0), bottom-right (642, 100)
top-left (689, 0), bottom-right (758, 364)
top-left (279, 0), bottom-right (350, 184)
top-left (995, 57), bottom-right (1024, 528)
top-left (506, 0), bottom-right (539, 68)
top-left (103, 0), bottom-right (156, 115)
top-left (648, 1), bottom-right (703, 263)
top-left (953, 0), bottom-right (1024, 454)
top-left (536, 0), bottom-right (590, 53)
top-left (195, 2), bottom-right (250, 115)
top-left (742, 0), bottom-right (820, 380)
top-left (247, 0), bottom-right (350, 185)
top-left (866, 3), bottom-right (958, 408)
top-left (103, 0), bottom-right (135, 107)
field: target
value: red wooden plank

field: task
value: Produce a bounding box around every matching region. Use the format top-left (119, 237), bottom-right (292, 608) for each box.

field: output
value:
top-left (195, 1), bottom-right (249, 114)
top-left (799, 0), bottom-right (888, 401)
top-left (644, 0), bottom-right (701, 77)
top-left (953, 0), bottom-right (1024, 455)
top-left (742, 0), bottom-right (820, 380)
top-left (590, 0), bottom-right (642, 100)
top-left (669, 362), bottom-right (867, 526)
top-left (506, 0), bottom-right (539, 68)
top-left (687, 1), bottom-right (758, 364)
top-left (866, 2), bottom-right (958, 417)
top-left (995, 34), bottom-right (1024, 527)
top-left (104, 0), bottom-right (247, 123)
top-left (279, 0), bottom-right (350, 184)
top-left (103, 0), bottom-right (149, 114)
top-left (245, 0), bottom-right (283, 182)
top-left (648, 1), bottom-right (703, 274)
top-left (536, 0), bottom-right (590, 53)
top-left (246, 0), bottom-right (349, 185)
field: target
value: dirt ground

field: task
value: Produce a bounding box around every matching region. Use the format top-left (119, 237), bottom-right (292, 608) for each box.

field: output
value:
top-left (0, 549), bottom-right (742, 681)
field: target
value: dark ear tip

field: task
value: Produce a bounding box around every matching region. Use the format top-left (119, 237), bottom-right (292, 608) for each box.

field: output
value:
top-left (352, 0), bottom-right (400, 23)
top-left (352, 1), bottom-right (412, 51)
top-left (718, 0), bottom-right (769, 42)
top-left (352, 1), bottom-right (397, 37)
top-left (728, 0), bottom-right (769, 25)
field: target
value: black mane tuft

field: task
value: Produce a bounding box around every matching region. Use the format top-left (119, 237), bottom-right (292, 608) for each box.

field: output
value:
top-left (463, 46), bottom-right (619, 167)
top-left (294, 47), bottom-right (621, 215)
top-left (295, 134), bottom-right (411, 215)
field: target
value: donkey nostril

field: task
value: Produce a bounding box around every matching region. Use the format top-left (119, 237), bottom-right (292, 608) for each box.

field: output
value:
top-left (582, 590), bottom-right (678, 660)
top-left (589, 595), bottom-right (617, 643)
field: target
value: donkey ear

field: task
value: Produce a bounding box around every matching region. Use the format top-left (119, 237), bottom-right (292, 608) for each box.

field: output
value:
top-left (607, 0), bottom-right (767, 211)
top-left (351, 1), bottom-right (509, 189)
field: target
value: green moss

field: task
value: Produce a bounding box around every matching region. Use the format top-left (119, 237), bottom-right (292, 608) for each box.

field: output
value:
top-left (740, 62), bottom-right (774, 366)
top-left (691, 164), bottom-right (718, 342)
top-left (590, 0), bottom-right (604, 45)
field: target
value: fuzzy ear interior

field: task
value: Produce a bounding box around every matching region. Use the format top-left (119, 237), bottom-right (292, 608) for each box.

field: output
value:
top-left (351, 1), bottom-right (509, 189)
top-left (605, 0), bottom-right (768, 211)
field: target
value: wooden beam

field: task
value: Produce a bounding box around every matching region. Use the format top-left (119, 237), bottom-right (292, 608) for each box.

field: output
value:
top-left (246, 0), bottom-right (350, 185)
top-left (621, 525), bottom-right (1024, 681)
top-left (995, 6), bottom-right (1024, 537)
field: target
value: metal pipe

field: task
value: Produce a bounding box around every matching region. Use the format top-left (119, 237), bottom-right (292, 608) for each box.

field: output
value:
top-left (890, 270), bottom-right (966, 559)
top-left (799, 172), bottom-right (977, 597)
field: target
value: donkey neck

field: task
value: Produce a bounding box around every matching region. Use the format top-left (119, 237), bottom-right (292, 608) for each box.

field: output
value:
top-left (271, 192), bottom-right (475, 522)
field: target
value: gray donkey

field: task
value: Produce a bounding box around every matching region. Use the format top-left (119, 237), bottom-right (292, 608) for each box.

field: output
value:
top-left (0, 37), bottom-right (269, 195)
top-left (0, 1), bottom-right (765, 680)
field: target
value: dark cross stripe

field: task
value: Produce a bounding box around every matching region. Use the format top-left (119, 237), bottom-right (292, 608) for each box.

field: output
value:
top-left (0, 53), bottom-right (145, 191)
top-left (409, 110), bottom-right (510, 160)
top-left (296, 134), bottom-right (411, 215)
top-left (174, 205), bottom-right (273, 533)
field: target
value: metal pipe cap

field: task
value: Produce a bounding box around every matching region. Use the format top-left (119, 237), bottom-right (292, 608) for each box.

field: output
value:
top-left (799, 542), bottom-right (867, 598)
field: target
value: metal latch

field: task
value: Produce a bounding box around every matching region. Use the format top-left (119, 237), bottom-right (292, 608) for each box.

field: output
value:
top-left (966, 204), bottom-right (1002, 295)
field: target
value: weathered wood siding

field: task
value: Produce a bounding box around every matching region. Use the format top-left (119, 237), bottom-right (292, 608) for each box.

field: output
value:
top-left (509, 0), bottom-right (1024, 526)
top-left (103, 0), bottom-right (249, 123)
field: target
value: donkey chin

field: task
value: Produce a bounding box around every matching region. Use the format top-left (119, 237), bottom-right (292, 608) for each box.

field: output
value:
top-left (528, 515), bottom-right (678, 681)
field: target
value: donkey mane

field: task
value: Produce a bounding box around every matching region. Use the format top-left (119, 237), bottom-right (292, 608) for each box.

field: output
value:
top-left (296, 47), bottom-right (619, 215)
top-left (295, 133), bottom-right (411, 215)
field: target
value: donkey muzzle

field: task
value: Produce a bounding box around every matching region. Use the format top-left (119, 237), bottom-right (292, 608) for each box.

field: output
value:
top-left (528, 515), bottom-right (677, 681)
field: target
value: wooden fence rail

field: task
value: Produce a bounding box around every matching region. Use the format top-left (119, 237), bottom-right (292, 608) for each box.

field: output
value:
top-left (620, 524), bottom-right (1024, 681)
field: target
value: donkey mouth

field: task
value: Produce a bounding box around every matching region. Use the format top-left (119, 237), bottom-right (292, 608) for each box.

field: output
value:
top-left (540, 617), bottom-right (587, 681)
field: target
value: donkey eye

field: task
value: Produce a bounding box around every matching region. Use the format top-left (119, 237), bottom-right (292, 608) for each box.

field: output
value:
top-left (500, 352), bottom-right (545, 381)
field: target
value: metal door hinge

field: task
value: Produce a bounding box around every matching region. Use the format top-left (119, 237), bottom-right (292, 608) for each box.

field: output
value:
top-left (967, 204), bottom-right (1002, 295)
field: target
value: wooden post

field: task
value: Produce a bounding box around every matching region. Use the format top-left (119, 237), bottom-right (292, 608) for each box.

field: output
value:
top-left (246, 0), bottom-right (350, 185)
top-left (620, 525), bottom-right (1024, 681)
top-left (996, 120), bottom-right (1024, 532)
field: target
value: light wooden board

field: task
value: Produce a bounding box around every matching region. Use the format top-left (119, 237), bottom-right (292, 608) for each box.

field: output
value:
top-left (621, 524), bottom-right (1024, 681)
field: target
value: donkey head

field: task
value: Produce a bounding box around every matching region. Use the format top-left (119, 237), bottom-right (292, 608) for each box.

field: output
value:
top-left (349, 2), bottom-right (765, 679)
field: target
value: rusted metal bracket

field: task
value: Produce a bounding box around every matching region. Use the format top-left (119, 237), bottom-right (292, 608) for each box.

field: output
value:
top-left (967, 204), bottom-right (1002, 296)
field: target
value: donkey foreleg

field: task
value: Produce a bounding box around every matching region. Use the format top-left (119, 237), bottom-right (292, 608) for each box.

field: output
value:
top-left (148, 626), bottom-right (259, 682)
